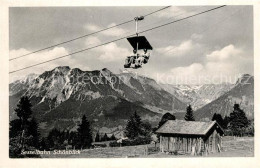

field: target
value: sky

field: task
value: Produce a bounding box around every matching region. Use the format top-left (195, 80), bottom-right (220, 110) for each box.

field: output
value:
top-left (9, 6), bottom-right (254, 84)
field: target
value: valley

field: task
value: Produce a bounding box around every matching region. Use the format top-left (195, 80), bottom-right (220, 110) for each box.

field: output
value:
top-left (9, 66), bottom-right (254, 137)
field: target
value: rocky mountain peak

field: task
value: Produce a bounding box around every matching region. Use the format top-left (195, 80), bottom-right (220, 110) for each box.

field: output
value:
top-left (9, 66), bottom-right (254, 136)
top-left (101, 68), bottom-right (113, 76)
top-left (19, 73), bottom-right (38, 84)
top-left (38, 66), bottom-right (69, 79)
top-left (235, 74), bottom-right (254, 86)
top-left (101, 68), bottom-right (110, 72)
top-left (54, 66), bottom-right (70, 71)
top-left (70, 68), bottom-right (84, 75)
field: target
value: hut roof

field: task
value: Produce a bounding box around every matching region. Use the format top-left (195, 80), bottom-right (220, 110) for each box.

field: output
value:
top-left (155, 120), bottom-right (223, 136)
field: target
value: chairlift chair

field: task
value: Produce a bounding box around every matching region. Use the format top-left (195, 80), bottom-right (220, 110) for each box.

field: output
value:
top-left (124, 16), bottom-right (153, 69)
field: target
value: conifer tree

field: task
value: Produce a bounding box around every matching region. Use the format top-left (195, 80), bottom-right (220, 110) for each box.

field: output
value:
top-left (9, 96), bottom-right (40, 157)
top-left (110, 134), bottom-right (116, 140)
top-left (39, 138), bottom-right (47, 150)
top-left (95, 132), bottom-right (100, 142)
top-left (229, 104), bottom-right (249, 136)
top-left (125, 111), bottom-right (142, 139)
top-left (158, 112), bottom-right (176, 128)
top-left (15, 96), bottom-right (33, 123)
top-left (47, 128), bottom-right (62, 149)
top-left (69, 131), bottom-right (78, 148)
top-left (223, 116), bottom-right (230, 129)
top-left (77, 115), bottom-right (92, 149)
top-left (101, 133), bottom-right (108, 141)
top-left (140, 121), bottom-right (152, 137)
top-left (212, 113), bottom-right (224, 128)
top-left (184, 105), bottom-right (195, 121)
top-left (28, 117), bottom-right (40, 148)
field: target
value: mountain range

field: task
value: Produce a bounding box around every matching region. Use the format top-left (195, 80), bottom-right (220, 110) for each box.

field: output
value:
top-left (195, 74), bottom-right (254, 120)
top-left (9, 66), bottom-right (254, 137)
top-left (160, 83), bottom-right (233, 110)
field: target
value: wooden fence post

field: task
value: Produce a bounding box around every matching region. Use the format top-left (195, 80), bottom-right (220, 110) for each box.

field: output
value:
top-left (146, 145), bottom-right (148, 155)
top-left (217, 144), bottom-right (221, 153)
top-left (205, 144), bottom-right (208, 156)
top-left (198, 138), bottom-right (202, 155)
top-left (160, 135), bottom-right (162, 152)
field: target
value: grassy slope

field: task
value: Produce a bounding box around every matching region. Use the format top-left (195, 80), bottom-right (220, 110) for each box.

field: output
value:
top-left (40, 136), bottom-right (253, 158)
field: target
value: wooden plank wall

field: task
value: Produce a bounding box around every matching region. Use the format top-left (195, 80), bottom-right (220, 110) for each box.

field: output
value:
top-left (202, 130), bottom-right (222, 155)
top-left (160, 133), bottom-right (222, 155)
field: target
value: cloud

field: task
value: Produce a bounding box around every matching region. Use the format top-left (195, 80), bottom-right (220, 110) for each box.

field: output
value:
top-left (9, 47), bottom-right (70, 73)
top-left (156, 62), bottom-right (239, 85)
top-left (157, 40), bottom-right (198, 57)
top-left (9, 47), bottom-right (90, 82)
top-left (85, 23), bottom-right (128, 37)
top-left (154, 44), bottom-right (252, 84)
top-left (156, 6), bottom-right (196, 19)
top-left (97, 42), bottom-right (130, 62)
top-left (191, 33), bottom-right (203, 40)
top-left (84, 24), bottom-right (100, 32)
top-left (170, 63), bottom-right (204, 76)
top-left (206, 44), bottom-right (241, 61)
top-left (83, 36), bottom-right (130, 63)
top-left (85, 36), bottom-right (101, 46)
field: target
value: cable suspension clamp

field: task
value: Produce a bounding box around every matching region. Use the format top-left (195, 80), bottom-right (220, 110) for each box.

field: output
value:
top-left (134, 16), bottom-right (144, 36)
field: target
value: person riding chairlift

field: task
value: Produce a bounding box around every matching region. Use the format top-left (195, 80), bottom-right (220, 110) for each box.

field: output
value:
top-left (124, 49), bottom-right (137, 68)
top-left (135, 49), bottom-right (150, 68)
top-left (124, 48), bottom-right (150, 68)
top-left (143, 49), bottom-right (150, 64)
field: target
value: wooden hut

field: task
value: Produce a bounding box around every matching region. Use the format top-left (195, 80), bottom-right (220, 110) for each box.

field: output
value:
top-left (155, 120), bottom-right (224, 155)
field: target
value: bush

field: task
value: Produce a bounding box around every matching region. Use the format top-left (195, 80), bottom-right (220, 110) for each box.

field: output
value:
top-left (224, 129), bottom-right (233, 136)
top-left (109, 136), bottom-right (151, 147)
top-left (130, 136), bottom-right (151, 145)
top-left (94, 143), bottom-right (107, 148)
top-left (109, 141), bottom-right (120, 147)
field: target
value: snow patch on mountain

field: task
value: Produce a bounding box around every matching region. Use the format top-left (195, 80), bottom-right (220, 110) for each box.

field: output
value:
top-left (160, 83), bottom-right (234, 110)
top-left (195, 74), bottom-right (254, 120)
top-left (84, 91), bottom-right (102, 99)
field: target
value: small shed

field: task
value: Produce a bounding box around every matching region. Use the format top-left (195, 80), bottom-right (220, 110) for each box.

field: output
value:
top-left (155, 120), bottom-right (224, 155)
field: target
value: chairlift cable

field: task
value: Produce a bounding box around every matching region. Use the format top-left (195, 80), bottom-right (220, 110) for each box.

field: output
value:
top-left (9, 6), bottom-right (171, 61)
top-left (9, 5), bottom-right (226, 74)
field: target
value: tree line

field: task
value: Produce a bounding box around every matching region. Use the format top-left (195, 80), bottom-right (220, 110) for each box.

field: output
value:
top-left (156, 103), bottom-right (253, 137)
top-left (9, 96), bottom-right (94, 157)
top-left (211, 104), bottom-right (253, 136)
top-left (94, 132), bottom-right (116, 142)
top-left (9, 96), bottom-right (253, 157)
